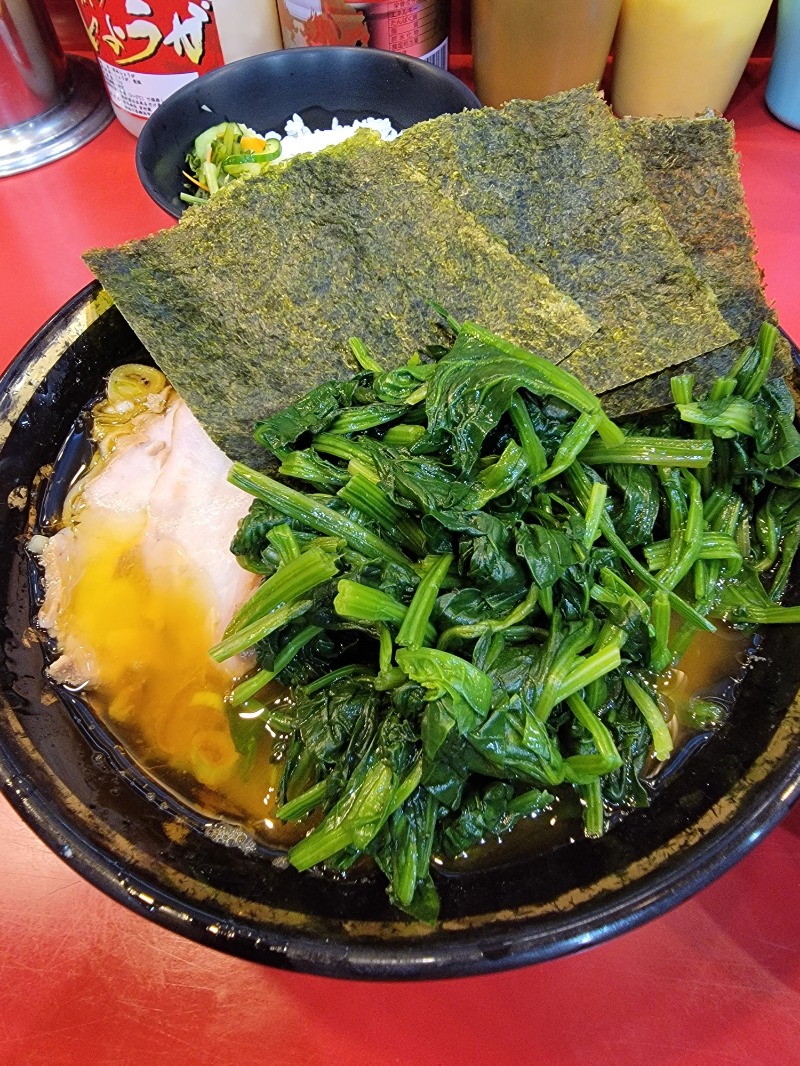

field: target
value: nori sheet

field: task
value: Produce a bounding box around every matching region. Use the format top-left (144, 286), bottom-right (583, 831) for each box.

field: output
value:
top-left (603, 113), bottom-right (791, 415)
top-left (84, 132), bottom-right (595, 467)
top-left (394, 86), bottom-right (736, 393)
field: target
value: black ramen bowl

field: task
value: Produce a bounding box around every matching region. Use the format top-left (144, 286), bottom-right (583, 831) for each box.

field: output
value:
top-left (136, 47), bottom-right (481, 218)
top-left (2, 286), bottom-right (800, 980)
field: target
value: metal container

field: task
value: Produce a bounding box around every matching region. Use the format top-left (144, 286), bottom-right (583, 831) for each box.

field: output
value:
top-left (0, 0), bottom-right (111, 176)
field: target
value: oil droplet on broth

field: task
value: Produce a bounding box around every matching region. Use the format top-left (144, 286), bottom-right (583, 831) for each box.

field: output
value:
top-left (58, 507), bottom-right (294, 844)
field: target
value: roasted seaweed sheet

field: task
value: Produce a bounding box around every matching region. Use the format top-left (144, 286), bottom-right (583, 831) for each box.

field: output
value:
top-left (85, 133), bottom-right (595, 466)
top-left (85, 91), bottom-right (782, 461)
top-left (396, 86), bottom-right (736, 392)
top-left (604, 113), bottom-right (790, 415)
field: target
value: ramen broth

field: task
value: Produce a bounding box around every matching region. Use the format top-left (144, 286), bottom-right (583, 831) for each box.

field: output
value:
top-left (442, 624), bottom-right (751, 869)
top-left (63, 520), bottom-right (298, 845)
top-left (80, 599), bottom-right (751, 861)
top-left (33, 370), bottom-right (302, 846)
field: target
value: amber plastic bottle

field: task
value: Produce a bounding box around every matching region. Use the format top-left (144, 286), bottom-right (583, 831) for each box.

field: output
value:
top-left (471, 0), bottom-right (621, 107)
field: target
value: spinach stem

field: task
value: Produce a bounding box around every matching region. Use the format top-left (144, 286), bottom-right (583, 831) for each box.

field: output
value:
top-left (229, 463), bottom-right (417, 579)
top-left (397, 554), bottom-right (453, 650)
top-left (210, 599), bottom-right (312, 662)
top-left (509, 394), bottom-right (547, 476)
top-left (225, 547), bottom-right (337, 636)
top-left (624, 675), bottom-right (673, 761)
top-left (580, 436), bottom-right (714, 468)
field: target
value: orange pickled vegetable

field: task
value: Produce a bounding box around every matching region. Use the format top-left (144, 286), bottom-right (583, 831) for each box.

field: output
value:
top-left (240, 134), bottom-right (267, 153)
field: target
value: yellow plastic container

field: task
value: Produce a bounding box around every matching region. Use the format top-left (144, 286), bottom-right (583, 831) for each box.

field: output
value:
top-left (611, 0), bottom-right (773, 118)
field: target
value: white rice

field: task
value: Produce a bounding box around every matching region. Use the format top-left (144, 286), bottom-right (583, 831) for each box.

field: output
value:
top-left (263, 113), bottom-right (399, 160)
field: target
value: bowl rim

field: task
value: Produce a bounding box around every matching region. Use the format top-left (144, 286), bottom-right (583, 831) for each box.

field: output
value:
top-left (2, 663), bottom-right (799, 981)
top-left (135, 46), bottom-right (482, 218)
top-left (2, 282), bottom-right (800, 982)
top-left (3, 706), bottom-right (798, 981)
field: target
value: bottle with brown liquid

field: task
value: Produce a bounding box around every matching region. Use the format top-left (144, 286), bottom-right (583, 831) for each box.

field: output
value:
top-left (471, 0), bottom-right (622, 108)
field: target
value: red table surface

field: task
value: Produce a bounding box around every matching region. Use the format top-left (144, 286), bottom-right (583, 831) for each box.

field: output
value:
top-left (2, 56), bottom-right (800, 1066)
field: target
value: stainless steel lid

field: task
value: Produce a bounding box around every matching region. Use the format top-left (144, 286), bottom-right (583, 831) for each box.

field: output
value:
top-left (0, 0), bottom-right (112, 177)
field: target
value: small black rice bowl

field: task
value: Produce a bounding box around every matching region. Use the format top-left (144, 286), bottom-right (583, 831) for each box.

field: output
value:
top-left (136, 46), bottom-right (481, 218)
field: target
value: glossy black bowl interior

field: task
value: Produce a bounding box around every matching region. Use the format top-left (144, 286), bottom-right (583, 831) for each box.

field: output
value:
top-left (136, 47), bottom-right (481, 217)
top-left (2, 284), bottom-right (800, 980)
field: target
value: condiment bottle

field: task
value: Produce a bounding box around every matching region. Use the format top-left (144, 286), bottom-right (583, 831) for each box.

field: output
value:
top-left (213, 0), bottom-right (282, 63)
top-left (766, 0), bottom-right (800, 130)
top-left (611, 0), bottom-right (773, 118)
top-left (73, 0), bottom-right (283, 137)
top-left (470, 0), bottom-right (622, 108)
top-left (275, 0), bottom-right (450, 70)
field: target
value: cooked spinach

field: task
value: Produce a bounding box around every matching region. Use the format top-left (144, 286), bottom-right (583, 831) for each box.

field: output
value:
top-left (218, 319), bottom-right (800, 923)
